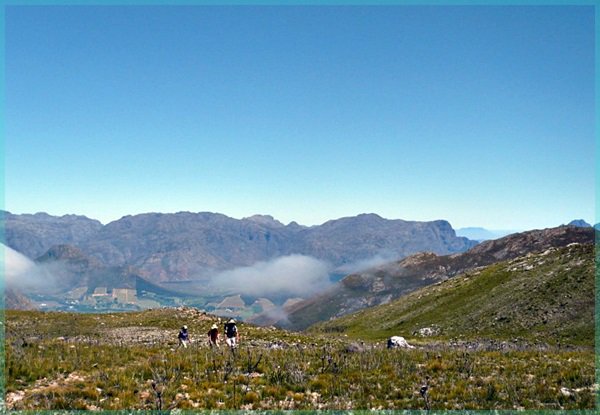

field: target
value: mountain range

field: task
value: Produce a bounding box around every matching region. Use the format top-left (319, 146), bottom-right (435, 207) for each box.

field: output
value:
top-left (2, 210), bottom-right (477, 283)
top-left (4, 210), bottom-right (593, 331)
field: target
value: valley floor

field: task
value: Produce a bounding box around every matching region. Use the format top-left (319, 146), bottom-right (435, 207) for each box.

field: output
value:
top-left (4, 309), bottom-right (596, 410)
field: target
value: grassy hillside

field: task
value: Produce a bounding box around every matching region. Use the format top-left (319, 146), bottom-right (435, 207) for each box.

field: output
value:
top-left (283, 226), bottom-right (594, 331)
top-left (5, 303), bottom-right (595, 410)
top-left (309, 243), bottom-right (595, 346)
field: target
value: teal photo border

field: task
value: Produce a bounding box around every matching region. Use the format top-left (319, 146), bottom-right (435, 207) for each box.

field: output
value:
top-left (0, 0), bottom-right (597, 414)
top-left (0, 1), bottom-right (4, 413)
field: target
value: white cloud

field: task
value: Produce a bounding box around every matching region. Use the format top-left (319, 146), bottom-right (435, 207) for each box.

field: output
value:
top-left (1, 243), bottom-right (57, 292)
top-left (210, 254), bottom-right (332, 298)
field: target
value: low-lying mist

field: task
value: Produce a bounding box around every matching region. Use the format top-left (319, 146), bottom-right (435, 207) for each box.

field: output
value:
top-left (335, 250), bottom-right (400, 275)
top-left (1, 243), bottom-right (57, 293)
top-left (208, 254), bottom-right (333, 299)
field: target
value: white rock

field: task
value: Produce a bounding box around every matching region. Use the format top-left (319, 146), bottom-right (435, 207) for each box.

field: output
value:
top-left (387, 336), bottom-right (415, 349)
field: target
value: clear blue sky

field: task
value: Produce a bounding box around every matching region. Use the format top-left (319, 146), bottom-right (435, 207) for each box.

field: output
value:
top-left (5, 5), bottom-right (595, 230)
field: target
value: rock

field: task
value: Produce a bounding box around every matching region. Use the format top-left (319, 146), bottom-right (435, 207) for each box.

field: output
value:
top-left (416, 327), bottom-right (439, 337)
top-left (560, 387), bottom-right (572, 397)
top-left (345, 342), bottom-right (366, 353)
top-left (387, 336), bottom-right (415, 349)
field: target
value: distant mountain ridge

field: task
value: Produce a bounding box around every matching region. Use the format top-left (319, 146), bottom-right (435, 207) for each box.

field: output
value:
top-left (2, 211), bottom-right (477, 283)
top-left (280, 225), bottom-right (594, 330)
top-left (1, 211), bottom-right (103, 259)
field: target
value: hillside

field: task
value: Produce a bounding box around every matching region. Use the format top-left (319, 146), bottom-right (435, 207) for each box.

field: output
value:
top-left (3, 211), bottom-right (476, 283)
top-left (5, 306), bottom-right (595, 410)
top-left (282, 226), bottom-right (594, 330)
top-left (309, 243), bottom-right (594, 346)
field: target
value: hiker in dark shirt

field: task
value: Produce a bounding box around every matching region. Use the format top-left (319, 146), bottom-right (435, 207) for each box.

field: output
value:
top-left (224, 319), bottom-right (240, 348)
top-left (178, 325), bottom-right (190, 349)
top-left (207, 323), bottom-right (220, 348)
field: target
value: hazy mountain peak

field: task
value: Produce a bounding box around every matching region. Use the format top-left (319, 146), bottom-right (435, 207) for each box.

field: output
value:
top-left (5, 210), bottom-right (100, 223)
top-left (357, 213), bottom-right (384, 219)
top-left (286, 221), bottom-right (307, 229)
top-left (320, 213), bottom-right (387, 228)
top-left (243, 214), bottom-right (285, 228)
top-left (350, 213), bottom-right (387, 223)
top-left (568, 219), bottom-right (591, 228)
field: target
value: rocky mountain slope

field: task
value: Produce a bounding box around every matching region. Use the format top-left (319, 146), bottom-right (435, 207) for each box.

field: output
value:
top-left (1, 243), bottom-right (184, 311)
top-left (292, 214), bottom-right (475, 267)
top-left (5, 287), bottom-right (37, 311)
top-left (37, 245), bottom-right (184, 296)
top-left (309, 242), bottom-right (595, 346)
top-left (3, 211), bottom-right (477, 283)
top-left (281, 226), bottom-right (594, 330)
top-left (1, 211), bottom-right (103, 259)
top-left (35, 244), bottom-right (106, 292)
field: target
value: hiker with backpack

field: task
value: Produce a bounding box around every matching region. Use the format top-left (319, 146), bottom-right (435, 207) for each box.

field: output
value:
top-left (178, 325), bottom-right (190, 349)
top-left (207, 323), bottom-right (220, 348)
top-left (224, 319), bottom-right (240, 348)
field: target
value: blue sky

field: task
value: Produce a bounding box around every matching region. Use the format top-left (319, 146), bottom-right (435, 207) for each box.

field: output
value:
top-left (5, 5), bottom-right (595, 229)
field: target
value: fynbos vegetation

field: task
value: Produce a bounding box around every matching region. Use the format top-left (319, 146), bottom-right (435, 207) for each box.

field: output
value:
top-left (5, 308), bottom-right (595, 410)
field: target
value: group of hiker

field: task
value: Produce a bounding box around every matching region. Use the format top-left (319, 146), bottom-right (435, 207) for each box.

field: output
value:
top-left (177, 319), bottom-right (240, 349)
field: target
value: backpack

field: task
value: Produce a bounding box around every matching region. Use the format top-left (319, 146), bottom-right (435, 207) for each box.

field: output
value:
top-left (224, 322), bottom-right (237, 338)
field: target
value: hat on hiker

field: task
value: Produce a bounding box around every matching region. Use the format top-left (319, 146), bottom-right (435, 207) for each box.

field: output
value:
top-left (211, 324), bottom-right (218, 330)
top-left (182, 325), bottom-right (188, 330)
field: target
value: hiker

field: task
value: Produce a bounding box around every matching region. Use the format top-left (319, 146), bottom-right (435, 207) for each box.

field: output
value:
top-left (207, 323), bottom-right (220, 348)
top-left (224, 319), bottom-right (240, 348)
top-left (178, 325), bottom-right (190, 349)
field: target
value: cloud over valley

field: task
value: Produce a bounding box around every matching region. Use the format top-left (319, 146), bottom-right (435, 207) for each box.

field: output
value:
top-left (209, 254), bottom-right (332, 298)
